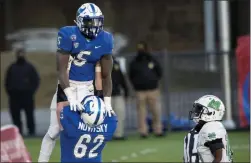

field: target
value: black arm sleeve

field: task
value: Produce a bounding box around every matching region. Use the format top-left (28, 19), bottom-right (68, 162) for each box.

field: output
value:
top-left (204, 138), bottom-right (224, 156)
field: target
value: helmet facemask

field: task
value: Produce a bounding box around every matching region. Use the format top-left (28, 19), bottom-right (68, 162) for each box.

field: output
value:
top-left (75, 16), bottom-right (104, 39)
top-left (189, 103), bottom-right (215, 123)
top-left (190, 103), bottom-right (204, 123)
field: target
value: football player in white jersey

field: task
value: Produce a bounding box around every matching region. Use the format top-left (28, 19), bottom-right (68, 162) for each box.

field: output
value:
top-left (189, 95), bottom-right (233, 163)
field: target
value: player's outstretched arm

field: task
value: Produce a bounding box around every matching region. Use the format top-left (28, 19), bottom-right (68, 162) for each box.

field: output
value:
top-left (100, 55), bottom-right (113, 97)
top-left (57, 51), bottom-right (70, 89)
top-left (204, 138), bottom-right (224, 163)
top-left (95, 61), bottom-right (103, 91)
top-left (56, 28), bottom-right (83, 111)
top-left (56, 28), bottom-right (72, 89)
top-left (100, 54), bottom-right (113, 115)
top-left (213, 148), bottom-right (223, 163)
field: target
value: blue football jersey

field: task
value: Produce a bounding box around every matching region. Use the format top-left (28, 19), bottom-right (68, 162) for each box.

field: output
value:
top-left (60, 106), bottom-right (117, 163)
top-left (57, 26), bottom-right (114, 81)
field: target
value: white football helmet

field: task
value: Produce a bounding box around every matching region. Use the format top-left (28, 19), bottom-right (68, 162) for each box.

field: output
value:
top-left (81, 96), bottom-right (107, 127)
top-left (189, 95), bottom-right (225, 123)
top-left (74, 3), bottom-right (104, 39)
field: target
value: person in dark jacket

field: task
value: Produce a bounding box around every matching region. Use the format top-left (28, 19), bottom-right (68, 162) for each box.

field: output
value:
top-left (111, 56), bottom-right (128, 140)
top-left (4, 49), bottom-right (40, 136)
top-left (129, 41), bottom-right (163, 138)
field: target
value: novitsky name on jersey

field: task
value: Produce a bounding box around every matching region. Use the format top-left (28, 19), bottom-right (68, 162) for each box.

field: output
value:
top-left (60, 106), bottom-right (117, 163)
top-left (57, 26), bottom-right (114, 81)
top-left (78, 122), bottom-right (108, 133)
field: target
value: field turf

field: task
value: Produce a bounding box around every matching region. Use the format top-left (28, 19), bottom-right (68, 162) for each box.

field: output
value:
top-left (24, 131), bottom-right (249, 162)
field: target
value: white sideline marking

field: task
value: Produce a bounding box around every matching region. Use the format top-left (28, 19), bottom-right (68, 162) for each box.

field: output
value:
top-left (131, 153), bottom-right (138, 158)
top-left (232, 145), bottom-right (249, 150)
top-left (120, 156), bottom-right (128, 160)
top-left (111, 145), bottom-right (248, 162)
top-left (111, 148), bottom-right (157, 161)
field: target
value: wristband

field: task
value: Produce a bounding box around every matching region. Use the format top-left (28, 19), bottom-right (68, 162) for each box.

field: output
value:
top-left (95, 90), bottom-right (104, 100)
top-left (95, 66), bottom-right (101, 72)
top-left (104, 97), bottom-right (112, 107)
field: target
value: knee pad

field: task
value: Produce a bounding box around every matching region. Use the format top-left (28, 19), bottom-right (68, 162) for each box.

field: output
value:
top-left (47, 125), bottom-right (60, 140)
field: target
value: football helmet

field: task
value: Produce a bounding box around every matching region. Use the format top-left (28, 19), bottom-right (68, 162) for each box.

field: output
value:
top-left (81, 95), bottom-right (106, 127)
top-left (189, 95), bottom-right (225, 123)
top-left (74, 3), bottom-right (104, 39)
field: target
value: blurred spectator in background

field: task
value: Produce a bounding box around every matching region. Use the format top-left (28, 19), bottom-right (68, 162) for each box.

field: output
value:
top-left (112, 56), bottom-right (129, 140)
top-left (4, 49), bottom-right (40, 136)
top-left (129, 41), bottom-right (163, 138)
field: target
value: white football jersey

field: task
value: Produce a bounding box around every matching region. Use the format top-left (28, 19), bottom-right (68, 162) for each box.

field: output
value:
top-left (197, 121), bottom-right (233, 163)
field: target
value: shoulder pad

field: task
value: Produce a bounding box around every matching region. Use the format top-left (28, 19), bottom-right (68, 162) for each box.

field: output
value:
top-left (58, 26), bottom-right (77, 37)
top-left (102, 31), bottom-right (114, 47)
top-left (201, 121), bottom-right (225, 142)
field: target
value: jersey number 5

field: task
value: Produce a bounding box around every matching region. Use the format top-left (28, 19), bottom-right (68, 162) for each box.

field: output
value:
top-left (73, 51), bottom-right (91, 67)
top-left (74, 134), bottom-right (104, 159)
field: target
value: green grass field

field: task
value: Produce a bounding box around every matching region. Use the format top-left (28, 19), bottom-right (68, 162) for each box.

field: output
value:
top-left (24, 131), bottom-right (249, 162)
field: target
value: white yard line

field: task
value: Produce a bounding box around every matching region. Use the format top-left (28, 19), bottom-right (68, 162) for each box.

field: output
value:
top-left (231, 144), bottom-right (249, 150)
top-left (111, 148), bottom-right (157, 162)
top-left (111, 144), bottom-right (249, 162)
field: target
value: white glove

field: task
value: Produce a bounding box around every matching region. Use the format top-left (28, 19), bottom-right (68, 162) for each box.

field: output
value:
top-left (105, 105), bottom-right (116, 117)
top-left (64, 87), bottom-right (84, 112)
top-left (104, 97), bottom-right (116, 117)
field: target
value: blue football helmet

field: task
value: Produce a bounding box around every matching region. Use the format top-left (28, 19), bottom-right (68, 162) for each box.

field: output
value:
top-left (74, 3), bottom-right (104, 39)
top-left (81, 95), bottom-right (107, 127)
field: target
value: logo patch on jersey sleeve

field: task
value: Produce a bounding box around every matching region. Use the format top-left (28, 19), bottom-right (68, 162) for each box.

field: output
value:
top-left (71, 35), bottom-right (77, 41)
top-left (74, 42), bottom-right (79, 48)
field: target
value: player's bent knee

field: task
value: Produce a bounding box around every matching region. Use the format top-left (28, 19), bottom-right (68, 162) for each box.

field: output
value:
top-left (47, 125), bottom-right (60, 140)
top-left (56, 101), bottom-right (69, 117)
top-left (57, 101), bottom-right (68, 111)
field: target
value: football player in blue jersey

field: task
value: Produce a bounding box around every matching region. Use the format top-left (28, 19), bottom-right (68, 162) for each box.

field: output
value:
top-left (38, 3), bottom-right (115, 162)
top-left (60, 95), bottom-right (117, 162)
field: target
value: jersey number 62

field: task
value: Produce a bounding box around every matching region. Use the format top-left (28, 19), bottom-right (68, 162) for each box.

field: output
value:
top-left (74, 134), bottom-right (104, 158)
